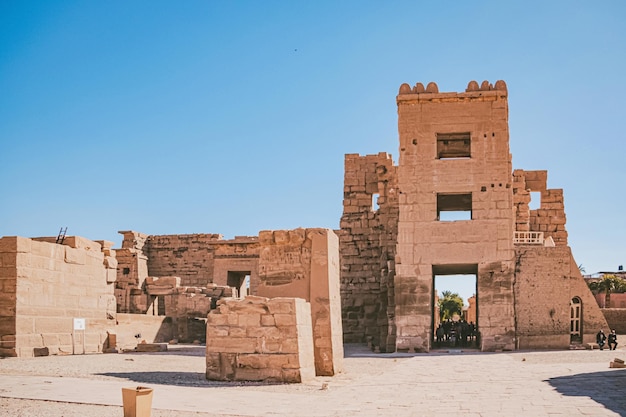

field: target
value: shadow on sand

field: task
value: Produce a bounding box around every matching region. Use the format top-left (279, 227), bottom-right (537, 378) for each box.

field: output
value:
top-left (344, 343), bottom-right (490, 358)
top-left (97, 371), bottom-right (288, 388)
top-left (546, 369), bottom-right (626, 415)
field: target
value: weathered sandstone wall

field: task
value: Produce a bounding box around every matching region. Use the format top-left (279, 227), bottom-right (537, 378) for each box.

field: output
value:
top-left (206, 296), bottom-right (315, 383)
top-left (394, 80), bottom-right (515, 352)
top-left (514, 245), bottom-right (607, 348)
top-left (0, 236), bottom-right (116, 357)
top-left (339, 152), bottom-right (398, 352)
top-left (255, 228), bottom-right (343, 376)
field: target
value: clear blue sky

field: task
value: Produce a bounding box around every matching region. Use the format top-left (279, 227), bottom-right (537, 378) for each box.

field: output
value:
top-left (1, 2), bottom-right (625, 301)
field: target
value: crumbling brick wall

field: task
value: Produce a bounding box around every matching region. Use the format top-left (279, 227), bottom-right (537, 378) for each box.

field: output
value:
top-left (206, 296), bottom-right (315, 383)
top-left (514, 246), bottom-right (607, 348)
top-left (115, 228), bottom-right (343, 373)
top-left (0, 236), bottom-right (117, 357)
top-left (115, 231), bottom-right (259, 314)
top-left (115, 231), bottom-right (149, 313)
top-left (513, 170), bottom-right (568, 246)
top-left (128, 276), bottom-right (234, 343)
top-left (339, 152), bottom-right (398, 352)
top-left (143, 233), bottom-right (222, 287)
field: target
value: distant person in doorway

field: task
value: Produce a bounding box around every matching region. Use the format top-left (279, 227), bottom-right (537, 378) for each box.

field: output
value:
top-left (596, 329), bottom-right (607, 350)
top-left (608, 330), bottom-right (618, 350)
top-left (443, 319), bottom-right (452, 342)
top-left (468, 322), bottom-right (476, 342)
top-left (435, 324), bottom-right (444, 346)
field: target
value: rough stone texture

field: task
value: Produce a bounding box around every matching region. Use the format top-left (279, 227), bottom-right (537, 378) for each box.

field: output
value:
top-left (120, 276), bottom-right (235, 344)
top-left (110, 227), bottom-right (343, 376)
top-left (514, 246), bottom-right (607, 349)
top-left (339, 152), bottom-right (398, 352)
top-left (0, 236), bottom-right (117, 357)
top-left (115, 232), bottom-right (259, 313)
top-left (340, 80), bottom-right (604, 352)
top-left (513, 170), bottom-right (568, 246)
top-left (115, 231), bottom-right (149, 313)
top-left (145, 234), bottom-right (259, 289)
top-left (255, 228), bottom-right (343, 376)
top-left (112, 228), bottom-right (343, 375)
top-left (394, 81), bottom-right (515, 352)
top-left (205, 296), bottom-right (315, 383)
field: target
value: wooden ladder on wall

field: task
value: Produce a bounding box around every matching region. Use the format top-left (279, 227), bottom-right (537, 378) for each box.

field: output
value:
top-left (56, 227), bottom-right (67, 244)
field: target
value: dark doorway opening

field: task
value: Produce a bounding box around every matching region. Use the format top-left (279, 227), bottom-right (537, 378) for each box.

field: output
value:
top-left (227, 271), bottom-right (251, 298)
top-left (432, 264), bottom-right (478, 350)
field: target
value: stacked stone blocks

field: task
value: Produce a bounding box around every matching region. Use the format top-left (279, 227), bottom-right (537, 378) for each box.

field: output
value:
top-left (339, 152), bottom-right (398, 352)
top-left (206, 296), bottom-right (315, 383)
top-left (256, 228), bottom-right (343, 376)
top-left (393, 80), bottom-right (515, 352)
top-left (513, 170), bottom-right (568, 246)
top-left (0, 236), bottom-right (117, 357)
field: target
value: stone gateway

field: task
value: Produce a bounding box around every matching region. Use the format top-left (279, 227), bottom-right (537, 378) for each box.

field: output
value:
top-left (339, 80), bottom-right (606, 352)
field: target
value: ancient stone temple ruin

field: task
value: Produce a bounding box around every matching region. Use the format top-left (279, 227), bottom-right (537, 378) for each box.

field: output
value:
top-left (0, 79), bottom-right (609, 365)
top-left (339, 80), bottom-right (607, 352)
top-left (0, 227), bottom-right (343, 383)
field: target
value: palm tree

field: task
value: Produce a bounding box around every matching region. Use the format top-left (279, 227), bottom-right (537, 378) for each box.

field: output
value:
top-left (438, 290), bottom-right (464, 320)
top-left (588, 274), bottom-right (626, 308)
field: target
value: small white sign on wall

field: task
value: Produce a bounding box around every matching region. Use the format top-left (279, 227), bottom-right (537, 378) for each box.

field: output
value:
top-left (73, 318), bottom-right (86, 331)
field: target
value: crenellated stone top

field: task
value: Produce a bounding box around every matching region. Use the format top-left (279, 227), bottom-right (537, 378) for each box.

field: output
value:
top-left (398, 80), bottom-right (507, 96)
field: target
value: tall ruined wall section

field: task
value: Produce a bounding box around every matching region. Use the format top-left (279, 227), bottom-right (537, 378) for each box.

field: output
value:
top-left (144, 233), bottom-right (222, 287)
top-left (0, 236), bottom-right (117, 357)
top-left (115, 231), bottom-right (149, 313)
top-left (255, 228), bottom-right (343, 376)
top-left (144, 233), bottom-right (259, 290)
top-left (0, 239), bottom-right (18, 356)
top-left (339, 152), bottom-right (398, 352)
top-left (514, 245), bottom-right (607, 348)
top-left (394, 80), bottom-right (516, 352)
top-left (513, 170), bottom-right (568, 246)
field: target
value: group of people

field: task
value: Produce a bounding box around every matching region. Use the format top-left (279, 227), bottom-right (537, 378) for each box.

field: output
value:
top-left (435, 319), bottom-right (477, 348)
top-left (596, 329), bottom-right (618, 350)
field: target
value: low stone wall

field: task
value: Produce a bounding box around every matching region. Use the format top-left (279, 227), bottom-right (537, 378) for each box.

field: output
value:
top-left (115, 314), bottom-right (175, 350)
top-left (601, 309), bottom-right (626, 334)
top-left (206, 296), bottom-right (315, 383)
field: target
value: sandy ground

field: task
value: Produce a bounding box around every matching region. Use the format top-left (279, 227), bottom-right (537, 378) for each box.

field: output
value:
top-left (0, 345), bottom-right (375, 417)
top-left (1, 343), bottom-right (626, 416)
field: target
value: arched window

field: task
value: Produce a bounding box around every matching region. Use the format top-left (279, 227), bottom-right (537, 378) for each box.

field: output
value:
top-left (570, 297), bottom-right (582, 342)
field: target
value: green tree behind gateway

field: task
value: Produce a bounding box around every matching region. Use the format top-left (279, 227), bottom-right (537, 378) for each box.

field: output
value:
top-left (438, 290), bottom-right (464, 320)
